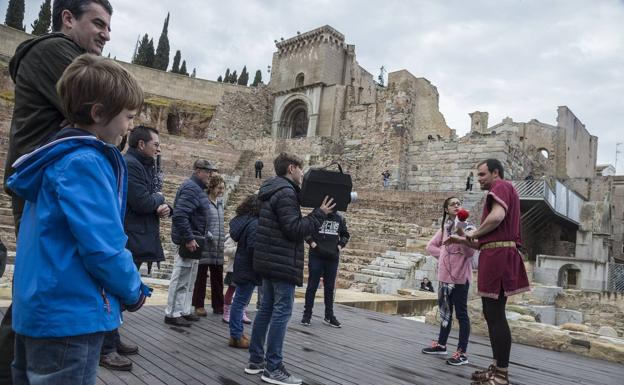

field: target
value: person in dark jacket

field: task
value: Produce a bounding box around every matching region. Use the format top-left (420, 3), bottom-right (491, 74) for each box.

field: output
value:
top-left (228, 194), bottom-right (261, 348)
top-left (192, 175), bottom-right (226, 316)
top-left (420, 277), bottom-right (435, 292)
top-left (124, 125), bottom-right (170, 272)
top-left (246, 152), bottom-right (335, 385)
top-left (1, 0), bottom-right (117, 379)
top-left (301, 211), bottom-right (350, 328)
top-left (255, 159), bottom-right (264, 179)
top-left (165, 159), bottom-right (217, 327)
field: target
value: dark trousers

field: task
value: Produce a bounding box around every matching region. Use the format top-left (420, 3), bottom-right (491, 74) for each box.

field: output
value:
top-left (437, 282), bottom-right (470, 352)
top-left (255, 169), bottom-right (262, 178)
top-left (100, 329), bottom-right (120, 355)
top-left (192, 264), bottom-right (224, 312)
top-left (482, 291), bottom-right (511, 368)
top-left (0, 195), bottom-right (25, 385)
top-left (303, 256), bottom-right (339, 318)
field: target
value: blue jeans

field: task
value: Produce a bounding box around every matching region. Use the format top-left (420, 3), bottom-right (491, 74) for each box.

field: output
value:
top-left (438, 282), bottom-right (470, 352)
top-left (249, 279), bottom-right (295, 372)
top-left (230, 282), bottom-right (255, 339)
top-left (304, 256), bottom-right (338, 318)
top-left (13, 332), bottom-right (105, 385)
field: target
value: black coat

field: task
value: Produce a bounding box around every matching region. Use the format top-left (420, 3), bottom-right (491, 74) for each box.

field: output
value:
top-left (254, 176), bottom-right (326, 286)
top-left (255, 160), bottom-right (264, 170)
top-left (306, 212), bottom-right (350, 260)
top-left (229, 214), bottom-right (261, 286)
top-left (124, 148), bottom-right (166, 264)
top-left (171, 175), bottom-right (211, 246)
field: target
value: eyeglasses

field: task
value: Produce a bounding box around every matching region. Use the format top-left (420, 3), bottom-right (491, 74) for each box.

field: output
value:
top-left (448, 201), bottom-right (461, 207)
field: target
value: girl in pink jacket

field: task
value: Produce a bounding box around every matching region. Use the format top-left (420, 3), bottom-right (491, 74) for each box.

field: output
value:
top-left (422, 196), bottom-right (477, 366)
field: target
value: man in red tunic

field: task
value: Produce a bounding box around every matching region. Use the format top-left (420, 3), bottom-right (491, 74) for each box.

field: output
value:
top-left (465, 159), bottom-right (530, 385)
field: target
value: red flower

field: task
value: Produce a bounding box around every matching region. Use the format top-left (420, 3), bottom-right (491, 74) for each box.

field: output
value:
top-left (457, 208), bottom-right (469, 222)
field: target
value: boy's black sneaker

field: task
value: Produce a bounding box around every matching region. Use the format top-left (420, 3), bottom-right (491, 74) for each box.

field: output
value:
top-left (300, 314), bottom-right (311, 326)
top-left (421, 341), bottom-right (447, 355)
top-left (323, 316), bottom-right (341, 328)
top-left (244, 361), bottom-right (265, 375)
top-left (447, 350), bottom-right (469, 366)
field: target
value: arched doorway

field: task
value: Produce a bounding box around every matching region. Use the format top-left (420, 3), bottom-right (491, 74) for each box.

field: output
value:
top-left (279, 99), bottom-right (309, 138)
top-left (558, 264), bottom-right (581, 289)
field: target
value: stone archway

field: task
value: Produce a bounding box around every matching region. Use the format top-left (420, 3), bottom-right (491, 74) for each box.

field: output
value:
top-left (278, 99), bottom-right (309, 138)
top-left (558, 264), bottom-right (581, 289)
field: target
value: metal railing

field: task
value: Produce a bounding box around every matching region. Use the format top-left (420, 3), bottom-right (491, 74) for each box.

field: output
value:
top-left (512, 179), bottom-right (584, 224)
top-left (607, 263), bottom-right (624, 292)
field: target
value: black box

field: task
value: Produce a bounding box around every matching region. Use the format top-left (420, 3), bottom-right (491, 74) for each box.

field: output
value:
top-left (300, 163), bottom-right (353, 211)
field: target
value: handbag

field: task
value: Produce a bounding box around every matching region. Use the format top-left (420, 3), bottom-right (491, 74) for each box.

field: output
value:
top-left (178, 234), bottom-right (206, 260)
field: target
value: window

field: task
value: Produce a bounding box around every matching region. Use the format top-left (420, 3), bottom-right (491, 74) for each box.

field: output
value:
top-left (295, 73), bottom-right (304, 87)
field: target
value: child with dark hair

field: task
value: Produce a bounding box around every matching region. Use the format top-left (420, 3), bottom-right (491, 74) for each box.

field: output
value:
top-left (422, 196), bottom-right (476, 366)
top-left (228, 194), bottom-right (261, 348)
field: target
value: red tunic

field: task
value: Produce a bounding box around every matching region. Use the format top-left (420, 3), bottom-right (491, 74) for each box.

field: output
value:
top-left (477, 179), bottom-right (530, 299)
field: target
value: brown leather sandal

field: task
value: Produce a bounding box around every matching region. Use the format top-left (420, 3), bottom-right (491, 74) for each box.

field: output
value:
top-left (471, 364), bottom-right (496, 381)
top-left (470, 367), bottom-right (509, 385)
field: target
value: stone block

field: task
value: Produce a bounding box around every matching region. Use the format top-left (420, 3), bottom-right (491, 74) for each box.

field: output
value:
top-left (598, 326), bottom-right (619, 338)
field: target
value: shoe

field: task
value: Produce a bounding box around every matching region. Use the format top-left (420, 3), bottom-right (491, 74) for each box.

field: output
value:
top-left (228, 335), bottom-right (250, 349)
top-left (213, 308), bottom-right (224, 315)
top-left (116, 340), bottom-right (139, 355)
top-left (421, 341), bottom-right (447, 355)
top-left (447, 349), bottom-right (469, 366)
top-left (99, 352), bottom-right (133, 371)
top-left (471, 364), bottom-right (496, 381)
top-left (323, 315), bottom-right (341, 328)
top-left (195, 307), bottom-right (208, 317)
top-left (164, 316), bottom-right (192, 327)
top-left (261, 365), bottom-right (302, 385)
top-left (244, 361), bottom-right (265, 375)
top-left (222, 304), bottom-right (231, 323)
top-left (183, 313), bottom-right (200, 322)
top-left (242, 307), bottom-right (252, 324)
top-left (300, 314), bottom-right (311, 326)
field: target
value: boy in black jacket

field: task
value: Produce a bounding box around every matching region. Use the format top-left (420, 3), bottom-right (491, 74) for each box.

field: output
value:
top-left (301, 211), bottom-right (350, 328)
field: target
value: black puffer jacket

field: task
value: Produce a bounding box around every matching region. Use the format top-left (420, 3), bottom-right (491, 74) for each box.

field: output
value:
top-left (229, 214), bottom-right (261, 286)
top-left (254, 176), bottom-right (326, 286)
top-left (171, 175), bottom-right (211, 246)
top-left (124, 148), bottom-right (166, 264)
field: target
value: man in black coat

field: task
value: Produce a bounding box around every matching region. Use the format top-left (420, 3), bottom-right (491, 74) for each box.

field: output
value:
top-left (246, 153), bottom-right (334, 385)
top-left (255, 159), bottom-right (264, 179)
top-left (1, 0), bottom-right (118, 379)
top-left (124, 126), bottom-right (170, 271)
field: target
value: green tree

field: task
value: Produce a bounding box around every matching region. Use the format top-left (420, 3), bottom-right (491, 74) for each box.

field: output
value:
top-left (31, 0), bottom-right (51, 35)
top-left (153, 13), bottom-right (170, 71)
top-left (145, 38), bottom-right (155, 68)
top-left (191, 68), bottom-right (196, 78)
top-left (133, 34), bottom-right (150, 66)
top-left (217, 75), bottom-right (222, 82)
top-left (251, 69), bottom-right (262, 86)
top-left (171, 50), bottom-right (181, 73)
top-left (237, 65), bottom-right (249, 86)
top-left (4, 0), bottom-right (25, 31)
top-left (179, 60), bottom-right (188, 76)
top-left (224, 68), bottom-right (230, 82)
top-left (229, 70), bottom-right (237, 84)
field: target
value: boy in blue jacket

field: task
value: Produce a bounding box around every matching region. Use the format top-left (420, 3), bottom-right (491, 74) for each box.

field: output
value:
top-left (7, 54), bottom-right (150, 385)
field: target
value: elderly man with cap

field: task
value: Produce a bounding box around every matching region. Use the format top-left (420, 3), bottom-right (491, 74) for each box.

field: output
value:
top-left (165, 159), bottom-right (218, 326)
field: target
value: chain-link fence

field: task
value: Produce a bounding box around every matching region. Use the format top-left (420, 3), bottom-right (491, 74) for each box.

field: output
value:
top-left (607, 263), bottom-right (624, 292)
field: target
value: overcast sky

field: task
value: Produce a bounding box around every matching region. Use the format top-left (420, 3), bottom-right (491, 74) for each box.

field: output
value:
top-left (6, 0), bottom-right (624, 173)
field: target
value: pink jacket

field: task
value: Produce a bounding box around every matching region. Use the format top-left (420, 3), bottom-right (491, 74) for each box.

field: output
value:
top-left (426, 222), bottom-right (475, 285)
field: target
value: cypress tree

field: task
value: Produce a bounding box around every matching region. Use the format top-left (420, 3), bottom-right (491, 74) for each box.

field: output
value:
top-left (4, 0), bottom-right (25, 31)
top-left (179, 60), bottom-right (188, 76)
top-left (217, 75), bottom-right (223, 82)
top-left (133, 34), bottom-right (150, 66)
top-left (191, 68), bottom-right (196, 78)
top-left (224, 68), bottom-right (231, 82)
top-left (230, 70), bottom-right (238, 84)
top-left (145, 38), bottom-right (155, 68)
top-left (153, 13), bottom-right (170, 71)
top-left (171, 50), bottom-right (181, 73)
top-left (237, 66), bottom-right (249, 86)
top-left (251, 69), bottom-right (262, 86)
top-left (31, 0), bottom-right (51, 35)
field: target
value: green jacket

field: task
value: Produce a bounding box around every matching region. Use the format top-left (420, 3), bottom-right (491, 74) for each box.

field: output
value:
top-left (4, 33), bottom-right (85, 193)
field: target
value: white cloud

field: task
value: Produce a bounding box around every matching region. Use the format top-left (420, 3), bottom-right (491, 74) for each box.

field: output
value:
top-left (7, 0), bottom-right (624, 171)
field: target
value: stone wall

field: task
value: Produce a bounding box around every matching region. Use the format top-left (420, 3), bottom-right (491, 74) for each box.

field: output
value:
top-left (534, 254), bottom-right (608, 291)
top-left (557, 106), bottom-right (598, 179)
top-left (555, 290), bottom-right (624, 336)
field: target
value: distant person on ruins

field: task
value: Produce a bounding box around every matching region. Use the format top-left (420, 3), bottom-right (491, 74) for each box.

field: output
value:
top-left (464, 159), bottom-right (530, 385)
top-left (192, 175), bottom-right (226, 317)
top-left (227, 194), bottom-right (261, 348)
top-left (255, 159), bottom-right (264, 179)
top-left (166, 159), bottom-right (218, 327)
top-left (7, 54), bottom-right (150, 385)
top-left (382, 169), bottom-right (391, 189)
top-left (466, 172), bottom-right (474, 191)
top-left (1, 0), bottom-right (116, 379)
top-left (422, 197), bottom-right (476, 366)
top-left (245, 152), bottom-right (334, 385)
top-left (419, 277), bottom-right (434, 292)
top-left (300, 210), bottom-right (350, 328)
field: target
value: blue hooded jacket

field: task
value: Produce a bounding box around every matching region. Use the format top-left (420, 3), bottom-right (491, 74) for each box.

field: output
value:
top-left (7, 129), bottom-right (142, 337)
